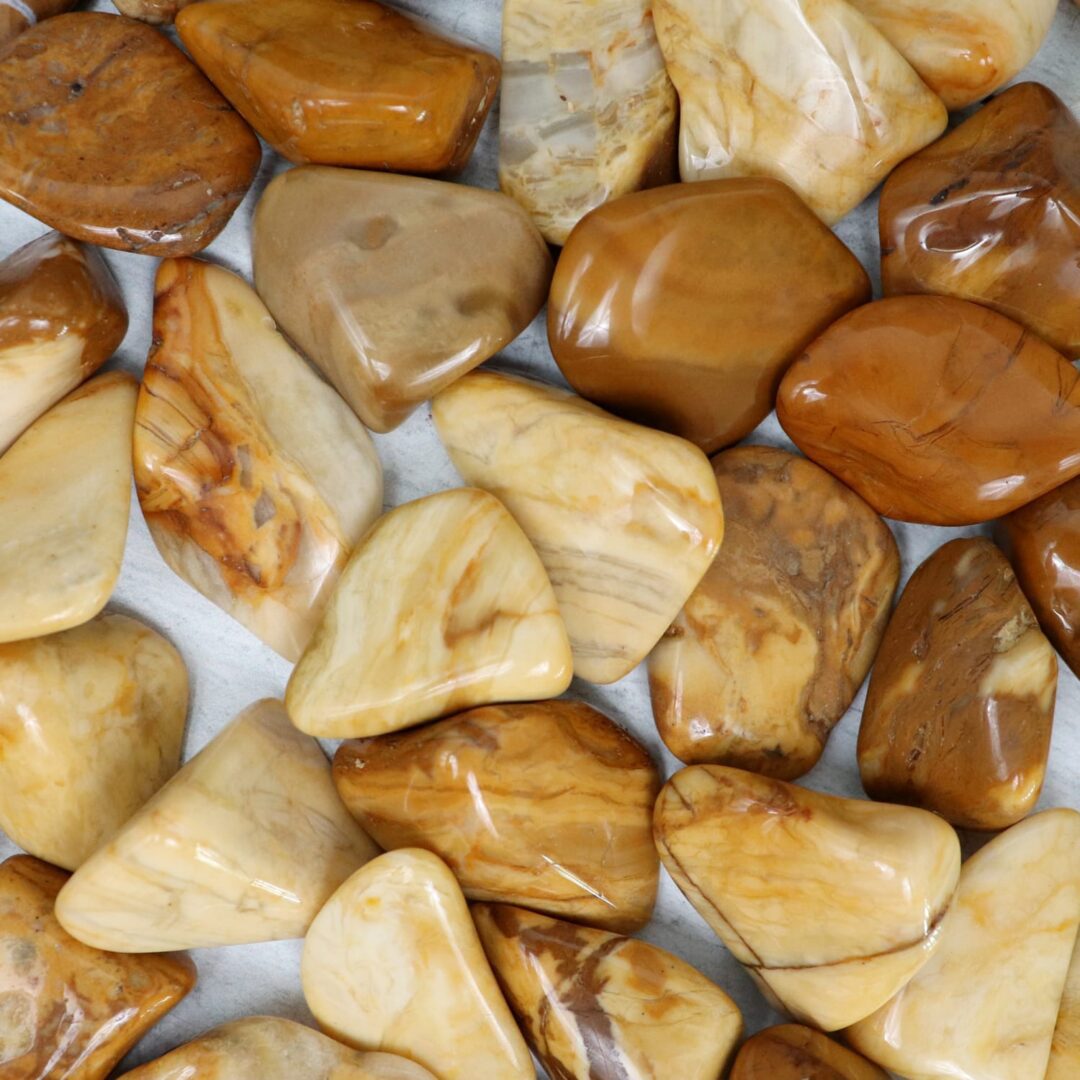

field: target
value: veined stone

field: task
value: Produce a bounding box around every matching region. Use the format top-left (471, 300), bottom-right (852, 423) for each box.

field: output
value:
top-left (730, 1024), bottom-right (888, 1079)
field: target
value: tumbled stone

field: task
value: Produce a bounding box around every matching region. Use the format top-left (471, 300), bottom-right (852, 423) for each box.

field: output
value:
top-left (650, 446), bottom-right (898, 778)
top-left (730, 1024), bottom-right (887, 1080)
top-left (1049, 935), bottom-right (1080, 1080)
top-left (432, 371), bottom-right (724, 684)
top-left (334, 701), bottom-right (659, 932)
top-left (178, 0), bottom-right (499, 173)
top-left (252, 166), bottom-right (551, 433)
top-left (302, 849), bottom-right (533, 1080)
top-left (881, 83), bottom-right (1080, 358)
top-left (0, 13), bottom-right (260, 256)
top-left (0, 372), bottom-right (136, 645)
top-left (848, 809), bottom-right (1080, 1080)
top-left (0, 0), bottom-right (76, 46)
top-left (287, 489), bottom-right (571, 738)
top-left (499, 0), bottom-right (676, 244)
top-left (55, 699), bottom-right (377, 952)
top-left (778, 296), bottom-right (1080, 525)
top-left (473, 903), bottom-right (742, 1080)
top-left (134, 258), bottom-right (382, 662)
top-left (114, 0), bottom-right (197, 24)
top-left (654, 765), bottom-right (961, 1031)
top-left (0, 855), bottom-right (195, 1078)
top-left (549, 179), bottom-right (869, 452)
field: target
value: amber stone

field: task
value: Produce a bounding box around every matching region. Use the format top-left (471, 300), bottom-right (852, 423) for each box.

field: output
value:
top-left (729, 1024), bottom-right (887, 1080)
top-left (881, 83), bottom-right (1080, 359)
top-left (550, 179), bottom-right (869, 453)
top-left (0, 0), bottom-right (75, 46)
top-left (777, 296), bottom-right (1080, 525)
top-left (0, 13), bottom-right (260, 257)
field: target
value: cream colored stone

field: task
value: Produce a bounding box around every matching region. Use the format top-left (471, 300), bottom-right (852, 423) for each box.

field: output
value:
top-left (432, 371), bottom-right (724, 684)
top-left (55, 699), bottom-right (377, 952)
top-left (1049, 933), bottom-right (1080, 1080)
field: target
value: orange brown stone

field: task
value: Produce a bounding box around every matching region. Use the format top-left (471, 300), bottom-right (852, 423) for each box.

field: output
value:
top-left (729, 1024), bottom-right (888, 1079)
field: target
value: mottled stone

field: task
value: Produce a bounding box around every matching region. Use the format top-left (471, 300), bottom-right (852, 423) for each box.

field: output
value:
top-left (114, 0), bottom-right (198, 24)
top-left (0, 0), bottom-right (76, 46)
top-left (1049, 934), bottom-right (1080, 1080)
top-left (730, 1024), bottom-right (888, 1080)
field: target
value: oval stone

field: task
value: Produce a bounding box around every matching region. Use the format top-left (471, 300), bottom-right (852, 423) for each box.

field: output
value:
top-left (729, 1024), bottom-right (887, 1080)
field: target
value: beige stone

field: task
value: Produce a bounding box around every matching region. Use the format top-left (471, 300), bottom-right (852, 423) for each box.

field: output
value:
top-left (1049, 933), bottom-right (1080, 1080)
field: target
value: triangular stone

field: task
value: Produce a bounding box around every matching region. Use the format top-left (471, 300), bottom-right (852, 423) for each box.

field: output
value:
top-left (1049, 932), bottom-right (1080, 1079)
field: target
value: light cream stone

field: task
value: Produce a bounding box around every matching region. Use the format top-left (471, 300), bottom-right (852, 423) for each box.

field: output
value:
top-left (1049, 933), bottom-right (1080, 1080)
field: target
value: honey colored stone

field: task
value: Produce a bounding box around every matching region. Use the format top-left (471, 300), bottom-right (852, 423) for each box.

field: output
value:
top-left (1048, 935), bottom-right (1080, 1080)
top-left (499, 0), bottom-right (676, 245)
top-left (178, 0), bottom-right (499, 173)
top-left (114, 0), bottom-right (198, 25)
top-left (0, 13), bottom-right (260, 257)
top-left (333, 701), bottom-right (660, 932)
top-left (302, 849), bottom-right (533, 1080)
top-left (134, 258), bottom-right (382, 662)
top-left (649, 446), bottom-right (898, 778)
top-left (432, 371), bottom-right (724, 684)
top-left (287, 489), bottom-right (572, 739)
top-left (777, 296), bottom-right (1080, 525)
top-left (252, 166), bottom-right (551, 433)
top-left (549, 180), bottom-right (870, 452)
top-left (0, 0), bottom-right (76, 46)
top-left (730, 1024), bottom-right (888, 1080)
top-left (55, 700), bottom-right (377, 952)
top-left (473, 903), bottom-right (743, 1080)
top-left (653, 0), bottom-right (947, 224)
top-left (0, 855), bottom-right (195, 1079)
top-left (654, 765), bottom-right (961, 1031)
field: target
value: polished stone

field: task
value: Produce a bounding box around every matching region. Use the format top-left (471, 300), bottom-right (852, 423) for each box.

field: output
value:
top-left (1049, 934), bottom-right (1080, 1079)
top-left (729, 1024), bottom-right (888, 1080)
top-left (0, 0), bottom-right (76, 45)
top-left (114, 0), bottom-right (197, 23)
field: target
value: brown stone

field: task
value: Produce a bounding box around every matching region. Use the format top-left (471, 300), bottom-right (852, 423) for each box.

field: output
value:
top-left (0, 0), bottom-right (75, 46)
top-left (115, 0), bottom-right (198, 25)
top-left (729, 1024), bottom-right (888, 1080)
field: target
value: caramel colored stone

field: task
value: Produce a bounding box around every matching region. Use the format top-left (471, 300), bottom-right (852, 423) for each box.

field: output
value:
top-left (0, 13), bottom-right (260, 257)
top-left (114, 0), bottom-right (198, 25)
top-left (0, 2), bottom-right (74, 60)
top-left (778, 296), bottom-right (1080, 525)
top-left (549, 179), bottom-right (870, 452)
top-left (0, 855), bottom-right (195, 1079)
top-left (334, 701), bottom-right (660, 932)
top-left (178, 0), bottom-right (499, 173)
top-left (649, 446), bottom-right (897, 778)
top-left (730, 1024), bottom-right (887, 1080)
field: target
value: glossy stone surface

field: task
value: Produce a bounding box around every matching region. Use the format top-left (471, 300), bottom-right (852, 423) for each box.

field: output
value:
top-left (178, 0), bottom-right (499, 173)
top-left (432, 371), bottom-right (724, 684)
top-left (0, 0), bottom-right (76, 46)
top-left (1049, 935), bottom-right (1080, 1080)
top-left (252, 166), bottom-right (551, 432)
top-left (499, 0), bottom-right (676, 244)
top-left (650, 446), bottom-right (898, 778)
top-left (654, 765), bottom-right (961, 1031)
top-left (114, 0), bottom-right (197, 24)
top-left (881, 83), bottom-right (1080, 358)
top-left (730, 1024), bottom-right (888, 1080)
top-left (0, 13), bottom-right (260, 256)
top-left (55, 700), bottom-right (377, 952)
top-left (134, 258), bottom-right (382, 662)
top-left (653, 0), bottom-right (946, 223)
top-left (473, 903), bottom-right (742, 1080)
top-left (302, 849), bottom-right (533, 1080)
top-left (777, 296), bottom-right (1080, 525)
top-left (0, 855), bottom-right (195, 1079)
top-left (549, 179), bottom-right (870, 452)
top-left (333, 701), bottom-right (659, 932)
top-left (0, 373), bottom-right (136, 644)
top-left (848, 809), bottom-right (1080, 1080)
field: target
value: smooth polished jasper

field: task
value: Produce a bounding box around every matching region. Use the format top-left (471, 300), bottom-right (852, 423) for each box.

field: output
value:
top-left (649, 446), bottom-right (898, 778)
top-left (778, 297), bottom-right (1080, 525)
top-left (848, 809), bottom-right (1080, 1080)
top-left (653, 0), bottom-right (946, 223)
top-left (333, 701), bottom-right (659, 932)
top-left (730, 1024), bottom-right (887, 1080)
top-left (549, 179), bottom-right (870, 452)
top-left (1049, 936), bottom-right (1080, 1079)
top-left (0, 855), bottom-right (195, 1079)
top-left (0, 13), bottom-right (259, 256)
top-left (114, 0), bottom-right (198, 24)
top-left (134, 258), bottom-right (382, 662)
top-left (0, 0), bottom-right (76, 46)
top-left (252, 166), bottom-right (551, 432)
top-left (55, 700), bottom-right (377, 952)
top-left (302, 850), bottom-right (533, 1080)
top-left (178, 0), bottom-right (498, 173)
top-left (654, 765), bottom-right (961, 1031)
top-left (499, 0), bottom-right (676, 245)
top-left (473, 904), bottom-right (743, 1080)
top-left (432, 371), bottom-right (724, 684)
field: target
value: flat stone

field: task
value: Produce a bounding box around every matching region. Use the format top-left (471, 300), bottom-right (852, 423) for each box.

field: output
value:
top-left (302, 849), bottom-right (534, 1080)
top-left (1049, 934), bottom-right (1080, 1079)
top-left (654, 764), bottom-right (961, 1031)
top-left (55, 699), bottom-right (378, 952)
top-left (650, 446), bottom-right (898, 778)
top-left (134, 258), bottom-right (382, 662)
top-left (729, 1024), bottom-right (888, 1080)
top-left (778, 296), bottom-right (1080, 525)
top-left (178, 0), bottom-right (499, 173)
top-left (114, 0), bottom-right (197, 24)
top-left (333, 700), bottom-right (660, 932)
top-left (499, 0), bottom-right (676, 244)
top-left (549, 179), bottom-right (869, 452)
top-left (473, 903), bottom-right (743, 1080)
top-left (287, 489), bottom-right (571, 738)
top-left (432, 371), bottom-right (724, 684)
top-left (252, 166), bottom-right (551, 432)
top-left (0, 13), bottom-right (260, 256)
